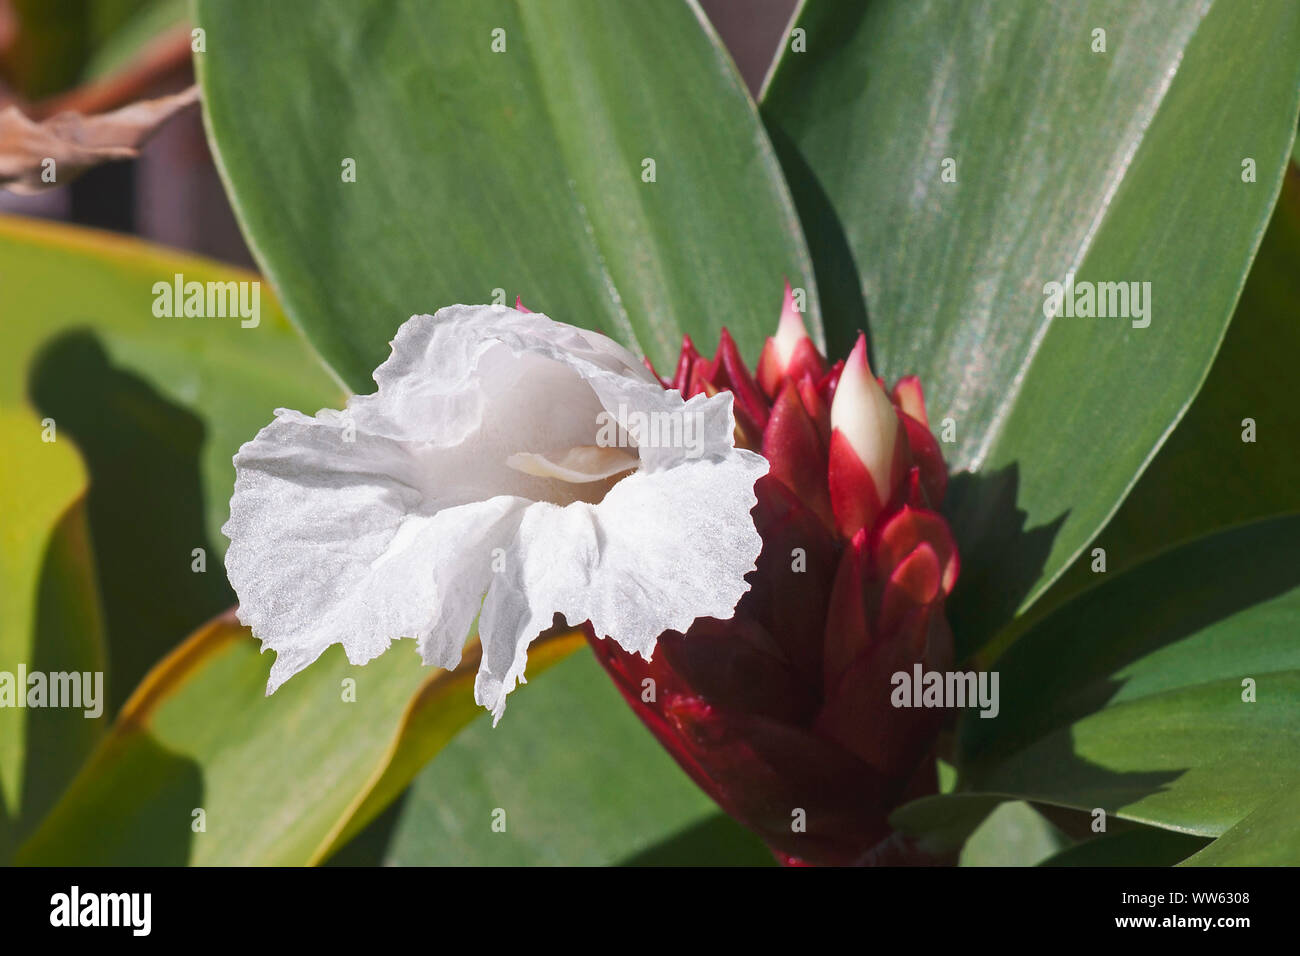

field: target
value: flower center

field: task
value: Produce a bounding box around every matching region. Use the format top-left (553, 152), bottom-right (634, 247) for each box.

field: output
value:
top-left (506, 445), bottom-right (639, 484)
top-left (448, 345), bottom-right (640, 507)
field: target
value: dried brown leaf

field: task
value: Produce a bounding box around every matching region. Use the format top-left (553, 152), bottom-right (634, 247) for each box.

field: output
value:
top-left (0, 83), bottom-right (197, 194)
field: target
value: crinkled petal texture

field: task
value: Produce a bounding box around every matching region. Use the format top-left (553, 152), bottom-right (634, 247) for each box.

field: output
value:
top-left (223, 305), bottom-right (768, 721)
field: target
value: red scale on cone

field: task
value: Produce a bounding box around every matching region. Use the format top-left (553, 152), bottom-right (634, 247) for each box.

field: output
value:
top-left (586, 285), bottom-right (959, 866)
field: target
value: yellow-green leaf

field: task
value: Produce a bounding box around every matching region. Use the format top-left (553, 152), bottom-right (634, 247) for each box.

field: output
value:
top-left (16, 613), bottom-right (580, 865)
top-left (0, 215), bottom-right (340, 712)
top-left (0, 406), bottom-right (105, 860)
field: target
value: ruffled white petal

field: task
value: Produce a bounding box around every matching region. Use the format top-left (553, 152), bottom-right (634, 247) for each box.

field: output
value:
top-left (475, 451), bottom-right (766, 721)
top-left (223, 304), bottom-right (768, 719)
top-left (222, 408), bottom-right (529, 690)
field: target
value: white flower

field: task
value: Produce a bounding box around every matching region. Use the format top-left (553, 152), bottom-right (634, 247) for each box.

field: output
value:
top-left (223, 305), bottom-right (768, 721)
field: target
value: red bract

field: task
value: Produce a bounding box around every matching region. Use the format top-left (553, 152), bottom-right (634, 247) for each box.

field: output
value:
top-left (585, 283), bottom-right (960, 866)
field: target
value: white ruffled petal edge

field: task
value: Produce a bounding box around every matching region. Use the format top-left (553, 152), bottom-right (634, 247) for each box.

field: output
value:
top-left (223, 305), bottom-right (768, 720)
top-left (475, 450), bottom-right (767, 722)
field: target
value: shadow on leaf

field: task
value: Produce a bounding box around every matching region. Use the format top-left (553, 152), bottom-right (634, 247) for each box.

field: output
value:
top-left (617, 812), bottom-right (777, 867)
top-left (28, 329), bottom-right (234, 715)
top-left (14, 732), bottom-right (202, 865)
top-left (944, 464), bottom-right (1066, 661)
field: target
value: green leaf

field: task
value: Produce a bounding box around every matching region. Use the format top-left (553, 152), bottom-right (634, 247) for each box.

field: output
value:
top-left (889, 792), bottom-right (1005, 857)
top-left (15, 616), bottom-right (580, 865)
top-left (763, 0), bottom-right (1300, 654)
top-left (988, 166), bottom-right (1300, 659)
top-left (0, 408), bottom-right (105, 861)
top-left (1039, 827), bottom-right (1209, 867)
top-left (890, 792), bottom-right (1069, 864)
top-left (0, 215), bottom-right (340, 712)
top-left (194, 0), bottom-right (821, 392)
top-left (959, 516), bottom-right (1300, 836)
top-left (309, 627), bottom-right (585, 863)
top-left (326, 647), bottom-right (771, 866)
top-left (1079, 128), bottom-right (1300, 563)
top-left (15, 614), bottom-right (422, 864)
top-left (2, 215), bottom-right (337, 856)
top-left (1182, 782), bottom-right (1300, 865)
top-left (615, 813), bottom-right (776, 867)
top-left (958, 801), bottom-right (1068, 867)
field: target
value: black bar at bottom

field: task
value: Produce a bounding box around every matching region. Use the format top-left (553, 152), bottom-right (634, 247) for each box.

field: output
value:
top-left (0, 864), bottom-right (1279, 942)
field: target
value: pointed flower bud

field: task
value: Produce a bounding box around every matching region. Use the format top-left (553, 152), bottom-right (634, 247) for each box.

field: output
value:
top-left (891, 375), bottom-right (928, 426)
top-left (763, 381), bottom-right (833, 528)
top-left (828, 335), bottom-right (907, 537)
top-left (890, 376), bottom-right (947, 507)
top-left (757, 280), bottom-right (826, 398)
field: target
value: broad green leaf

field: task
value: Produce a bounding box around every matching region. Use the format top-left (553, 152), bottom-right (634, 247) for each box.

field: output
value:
top-left (0, 408), bottom-right (105, 861)
top-left (194, 0), bottom-right (820, 391)
top-left (310, 628), bottom-right (585, 864)
top-left (896, 794), bottom-right (1211, 865)
top-left (15, 613), bottom-right (424, 865)
top-left (986, 165), bottom-right (1300, 660)
top-left (615, 813), bottom-right (776, 867)
top-left (327, 647), bottom-right (770, 866)
top-left (959, 516), bottom-right (1300, 836)
top-left (763, 0), bottom-right (1300, 654)
top-left (15, 615), bottom-right (579, 865)
top-left (959, 801), bottom-right (1068, 867)
top-left (1182, 783), bottom-right (1300, 865)
top-left (0, 215), bottom-right (340, 712)
top-left (889, 792), bottom-right (1005, 857)
top-left (1083, 165), bottom-right (1300, 590)
top-left (1039, 828), bottom-right (1209, 867)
